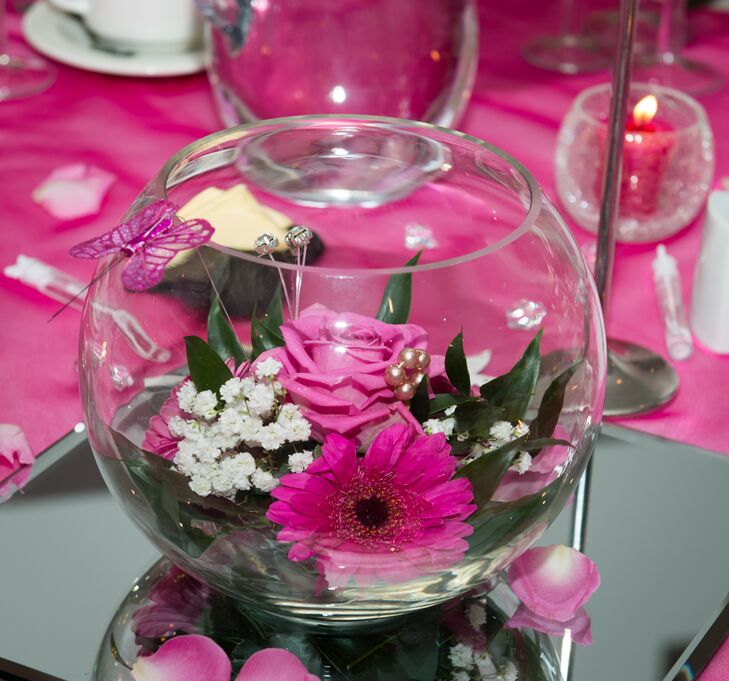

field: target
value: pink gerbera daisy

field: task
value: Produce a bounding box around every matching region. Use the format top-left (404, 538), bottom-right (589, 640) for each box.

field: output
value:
top-left (267, 423), bottom-right (476, 587)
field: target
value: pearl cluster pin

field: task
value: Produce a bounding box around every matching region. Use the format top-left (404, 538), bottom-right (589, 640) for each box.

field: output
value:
top-left (385, 347), bottom-right (431, 401)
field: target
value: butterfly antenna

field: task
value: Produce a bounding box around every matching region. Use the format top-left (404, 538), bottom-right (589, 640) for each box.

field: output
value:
top-left (48, 261), bottom-right (116, 322)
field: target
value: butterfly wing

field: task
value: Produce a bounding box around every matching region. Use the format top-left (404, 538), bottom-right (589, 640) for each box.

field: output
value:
top-left (69, 201), bottom-right (178, 259)
top-left (121, 218), bottom-right (214, 291)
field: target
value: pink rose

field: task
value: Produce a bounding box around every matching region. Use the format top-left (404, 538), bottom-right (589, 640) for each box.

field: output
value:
top-left (256, 304), bottom-right (445, 446)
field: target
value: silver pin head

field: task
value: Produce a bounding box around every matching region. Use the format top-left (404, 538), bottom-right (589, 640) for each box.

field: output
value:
top-left (285, 225), bottom-right (313, 250)
top-left (254, 233), bottom-right (279, 256)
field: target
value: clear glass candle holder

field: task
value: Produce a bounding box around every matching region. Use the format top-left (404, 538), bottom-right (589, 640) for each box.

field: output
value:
top-left (78, 116), bottom-right (606, 628)
top-left (555, 83), bottom-right (715, 243)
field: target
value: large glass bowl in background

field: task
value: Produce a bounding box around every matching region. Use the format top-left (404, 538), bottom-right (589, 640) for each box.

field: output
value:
top-left (198, 0), bottom-right (478, 128)
top-left (78, 116), bottom-right (606, 628)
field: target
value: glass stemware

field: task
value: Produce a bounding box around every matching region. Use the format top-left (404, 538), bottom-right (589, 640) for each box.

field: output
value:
top-left (0, 0), bottom-right (55, 102)
top-left (522, 0), bottom-right (612, 74)
top-left (632, 0), bottom-right (725, 96)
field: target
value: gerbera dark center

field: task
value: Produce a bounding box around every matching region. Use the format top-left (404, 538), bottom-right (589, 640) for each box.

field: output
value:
top-left (354, 497), bottom-right (389, 529)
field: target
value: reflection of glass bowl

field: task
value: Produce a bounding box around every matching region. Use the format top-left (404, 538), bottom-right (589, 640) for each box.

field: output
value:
top-left (94, 558), bottom-right (563, 681)
top-left (203, 0), bottom-right (478, 128)
top-left (79, 116), bottom-right (606, 628)
top-left (555, 83), bottom-right (715, 243)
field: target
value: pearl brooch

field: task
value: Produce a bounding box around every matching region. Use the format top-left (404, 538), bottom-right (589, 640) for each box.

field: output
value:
top-left (384, 347), bottom-right (431, 401)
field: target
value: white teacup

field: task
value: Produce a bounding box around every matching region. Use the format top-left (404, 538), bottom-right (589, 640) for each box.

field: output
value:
top-left (49, 0), bottom-right (201, 53)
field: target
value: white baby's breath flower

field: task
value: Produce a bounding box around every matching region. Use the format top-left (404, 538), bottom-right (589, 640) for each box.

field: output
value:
top-left (252, 468), bottom-right (279, 492)
top-left (220, 377), bottom-right (244, 404)
top-left (456, 430), bottom-right (470, 442)
top-left (288, 450), bottom-right (314, 473)
top-left (258, 423), bottom-right (286, 451)
top-left (191, 390), bottom-right (218, 419)
top-left (227, 451), bottom-right (256, 477)
top-left (189, 475), bottom-right (212, 497)
top-left (489, 420), bottom-right (515, 445)
top-left (239, 415), bottom-right (265, 444)
top-left (512, 451), bottom-right (532, 474)
top-left (513, 420), bottom-right (529, 438)
top-left (255, 357), bottom-right (283, 380)
top-left (445, 405), bottom-right (457, 416)
top-left (449, 643), bottom-right (475, 670)
top-left (168, 416), bottom-right (188, 439)
top-left (467, 603), bottom-right (487, 630)
top-left (177, 381), bottom-right (198, 413)
top-left (451, 672), bottom-right (470, 681)
top-left (500, 662), bottom-right (518, 681)
top-left (423, 417), bottom-right (456, 438)
top-left (475, 651), bottom-right (497, 677)
top-left (244, 382), bottom-right (276, 418)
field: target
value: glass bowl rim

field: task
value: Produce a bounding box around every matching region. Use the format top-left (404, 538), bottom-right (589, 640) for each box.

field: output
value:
top-left (571, 81), bottom-right (710, 137)
top-left (157, 114), bottom-right (548, 277)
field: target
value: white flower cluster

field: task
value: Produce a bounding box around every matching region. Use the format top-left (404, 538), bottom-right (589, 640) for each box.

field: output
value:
top-left (424, 417), bottom-right (456, 438)
top-left (424, 405), bottom-right (458, 438)
top-left (448, 643), bottom-right (518, 681)
top-left (169, 359), bottom-right (313, 498)
top-left (461, 420), bottom-right (532, 474)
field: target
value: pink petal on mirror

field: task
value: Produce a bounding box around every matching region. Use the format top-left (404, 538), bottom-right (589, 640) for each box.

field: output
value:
top-left (32, 163), bottom-right (115, 221)
top-left (507, 544), bottom-right (600, 622)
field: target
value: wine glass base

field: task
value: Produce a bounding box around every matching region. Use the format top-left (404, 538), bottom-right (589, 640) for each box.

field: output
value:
top-left (0, 53), bottom-right (55, 102)
top-left (633, 55), bottom-right (726, 97)
top-left (604, 338), bottom-right (679, 417)
top-left (522, 34), bottom-right (612, 75)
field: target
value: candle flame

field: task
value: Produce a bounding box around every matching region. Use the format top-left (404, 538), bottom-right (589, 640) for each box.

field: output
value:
top-left (633, 95), bottom-right (658, 126)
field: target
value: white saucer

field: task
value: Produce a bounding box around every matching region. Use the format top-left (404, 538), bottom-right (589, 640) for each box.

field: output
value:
top-left (22, 2), bottom-right (206, 78)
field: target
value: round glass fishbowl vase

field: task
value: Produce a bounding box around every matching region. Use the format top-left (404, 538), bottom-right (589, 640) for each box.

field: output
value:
top-left (198, 0), bottom-right (478, 128)
top-left (78, 116), bottom-right (606, 629)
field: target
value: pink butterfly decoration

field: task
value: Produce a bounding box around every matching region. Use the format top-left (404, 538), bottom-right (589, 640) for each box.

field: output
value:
top-left (70, 200), bottom-right (214, 291)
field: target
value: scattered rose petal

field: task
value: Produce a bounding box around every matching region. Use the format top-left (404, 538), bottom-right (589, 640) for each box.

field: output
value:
top-left (32, 163), bottom-right (115, 220)
top-left (131, 635), bottom-right (231, 681)
top-left (505, 603), bottom-right (593, 645)
top-left (236, 648), bottom-right (320, 681)
top-left (507, 545), bottom-right (600, 622)
top-left (0, 424), bottom-right (34, 502)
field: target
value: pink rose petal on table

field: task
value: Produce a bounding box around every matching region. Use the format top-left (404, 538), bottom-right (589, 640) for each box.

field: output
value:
top-left (0, 424), bottom-right (34, 502)
top-left (505, 603), bottom-right (593, 645)
top-left (32, 163), bottom-right (115, 220)
top-left (236, 648), bottom-right (320, 681)
top-left (131, 635), bottom-right (231, 681)
top-left (507, 545), bottom-right (600, 622)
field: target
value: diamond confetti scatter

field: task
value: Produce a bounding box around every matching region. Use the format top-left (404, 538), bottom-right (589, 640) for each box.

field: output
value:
top-left (506, 299), bottom-right (547, 330)
top-left (404, 224), bottom-right (438, 250)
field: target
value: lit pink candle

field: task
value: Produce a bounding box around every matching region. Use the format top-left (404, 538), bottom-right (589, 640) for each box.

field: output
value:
top-left (596, 95), bottom-right (676, 217)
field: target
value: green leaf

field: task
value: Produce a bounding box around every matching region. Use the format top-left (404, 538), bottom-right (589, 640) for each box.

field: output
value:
top-left (207, 298), bottom-right (247, 367)
top-left (529, 361), bottom-right (582, 456)
top-left (453, 400), bottom-right (505, 439)
top-left (445, 330), bottom-right (471, 395)
top-left (466, 476), bottom-right (562, 556)
top-left (409, 376), bottom-right (430, 424)
top-left (185, 335), bottom-right (234, 395)
top-left (251, 287), bottom-right (285, 359)
top-left (428, 393), bottom-right (472, 416)
top-left (456, 435), bottom-right (529, 505)
top-left (479, 330), bottom-right (542, 422)
top-left (375, 252), bottom-right (421, 324)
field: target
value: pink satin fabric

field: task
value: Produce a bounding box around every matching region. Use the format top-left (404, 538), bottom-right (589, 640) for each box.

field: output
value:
top-left (1, 1), bottom-right (728, 461)
top-left (698, 636), bottom-right (729, 681)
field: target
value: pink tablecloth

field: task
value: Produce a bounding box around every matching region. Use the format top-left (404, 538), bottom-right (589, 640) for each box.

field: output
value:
top-left (1, 1), bottom-right (729, 458)
top-left (698, 636), bottom-right (729, 681)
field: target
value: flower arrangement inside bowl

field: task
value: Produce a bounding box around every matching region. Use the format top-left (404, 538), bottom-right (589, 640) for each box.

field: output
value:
top-left (76, 116), bottom-right (606, 628)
